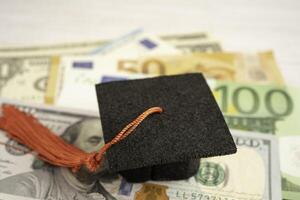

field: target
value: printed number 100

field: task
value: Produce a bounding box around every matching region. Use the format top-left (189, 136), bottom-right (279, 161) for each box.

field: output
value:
top-left (214, 86), bottom-right (293, 117)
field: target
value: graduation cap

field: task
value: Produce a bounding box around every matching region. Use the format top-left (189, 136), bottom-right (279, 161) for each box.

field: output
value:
top-left (0, 73), bottom-right (236, 183)
top-left (96, 73), bottom-right (237, 182)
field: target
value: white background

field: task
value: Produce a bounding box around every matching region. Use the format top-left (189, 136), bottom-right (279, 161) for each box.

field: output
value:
top-left (0, 0), bottom-right (299, 86)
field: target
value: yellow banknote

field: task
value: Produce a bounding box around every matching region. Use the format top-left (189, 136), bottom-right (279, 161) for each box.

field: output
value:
top-left (117, 51), bottom-right (284, 84)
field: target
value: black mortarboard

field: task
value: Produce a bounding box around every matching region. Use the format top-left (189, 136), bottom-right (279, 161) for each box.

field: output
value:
top-left (96, 73), bottom-right (236, 183)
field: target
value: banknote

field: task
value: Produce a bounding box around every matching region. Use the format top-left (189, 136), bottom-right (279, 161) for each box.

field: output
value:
top-left (0, 193), bottom-right (37, 200)
top-left (0, 31), bottom-right (216, 56)
top-left (120, 131), bottom-right (281, 200)
top-left (160, 32), bottom-right (222, 53)
top-left (88, 30), bottom-right (219, 55)
top-left (210, 81), bottom-right (300, 137)
top-left (279, 136), bottom-right (300, 200)
top-left (0, 99), bottom-right (281, 200)
top-left (56, 72), bottom-right (147, 111)
top-left (174, 40), bottom-right (222, 53)
top-left (0, 99), bottom-right (127, 200)
top-left (0, 57), bottom-right (52, 103)
top-left (116, 51), bottom-right (284, 85)
top-left (52, 33), bottom-right (180, 107)
top-left (0, 40), bottom-right (107, 57)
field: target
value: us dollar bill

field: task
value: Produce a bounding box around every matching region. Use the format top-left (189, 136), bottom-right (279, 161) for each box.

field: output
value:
top-left (0, 99), bottom-right (127, 200)
top-left (116, 51), bottom-right (284, 85)
top-left (120, 131), bottom-right (281, 200)
top-left (0, 193), bottom-right (37, 200)
top-left (279, 136), bottom-right (300, 200)
top-left (0, 57), bottom-right (51, 103)
top-left (160, 32), bottom-right (222, 53)
top-left (0, 99), bottom-right (281, 200)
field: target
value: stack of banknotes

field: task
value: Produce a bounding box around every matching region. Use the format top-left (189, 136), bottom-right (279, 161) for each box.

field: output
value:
top-left (0, 29), bottom-right (299, 200)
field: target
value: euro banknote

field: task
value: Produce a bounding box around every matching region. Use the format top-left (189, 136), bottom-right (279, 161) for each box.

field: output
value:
top-left (0, 99), bottom-right (281, 200)
top-left (49, 33), bottom-right (181, 106)
top-left (116, 51), bottom-right (284, 84)
top-left (56, 72), bottom-right (147, 111)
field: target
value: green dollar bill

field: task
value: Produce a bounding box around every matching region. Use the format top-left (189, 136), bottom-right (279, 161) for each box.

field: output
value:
top-left (153, 32), bottom-right (222, 53)
top-left (0, 99), bottom-right (126, 200)
top-left (0, 57), bottom-right (53, 103)
top-left (279, 136), bottom-right (300, 199)
top-left (121, 131), bottom-right (281, 200)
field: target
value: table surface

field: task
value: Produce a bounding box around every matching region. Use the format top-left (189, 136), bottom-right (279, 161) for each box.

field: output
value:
top-left (0, 0), bottom-right (299, 86)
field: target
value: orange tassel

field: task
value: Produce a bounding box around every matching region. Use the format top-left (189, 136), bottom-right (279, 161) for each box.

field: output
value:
top-left (0, 105), bottom-right (162, 172)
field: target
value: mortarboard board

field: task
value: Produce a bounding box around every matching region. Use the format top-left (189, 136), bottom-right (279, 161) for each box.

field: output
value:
top-left (96, 73), bottom-right (237, 183)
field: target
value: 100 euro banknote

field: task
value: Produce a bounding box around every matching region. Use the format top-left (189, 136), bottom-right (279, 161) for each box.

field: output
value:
top-left (211, 81), bottom-right (300, 137)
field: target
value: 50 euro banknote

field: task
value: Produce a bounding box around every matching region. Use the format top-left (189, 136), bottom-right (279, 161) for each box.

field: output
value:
top-left (0, 99), bottom-right (281, 200)
top-left (116, 51), bottom-right (284, 85)
top-left (51, 51), bottom-right (284, 112)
